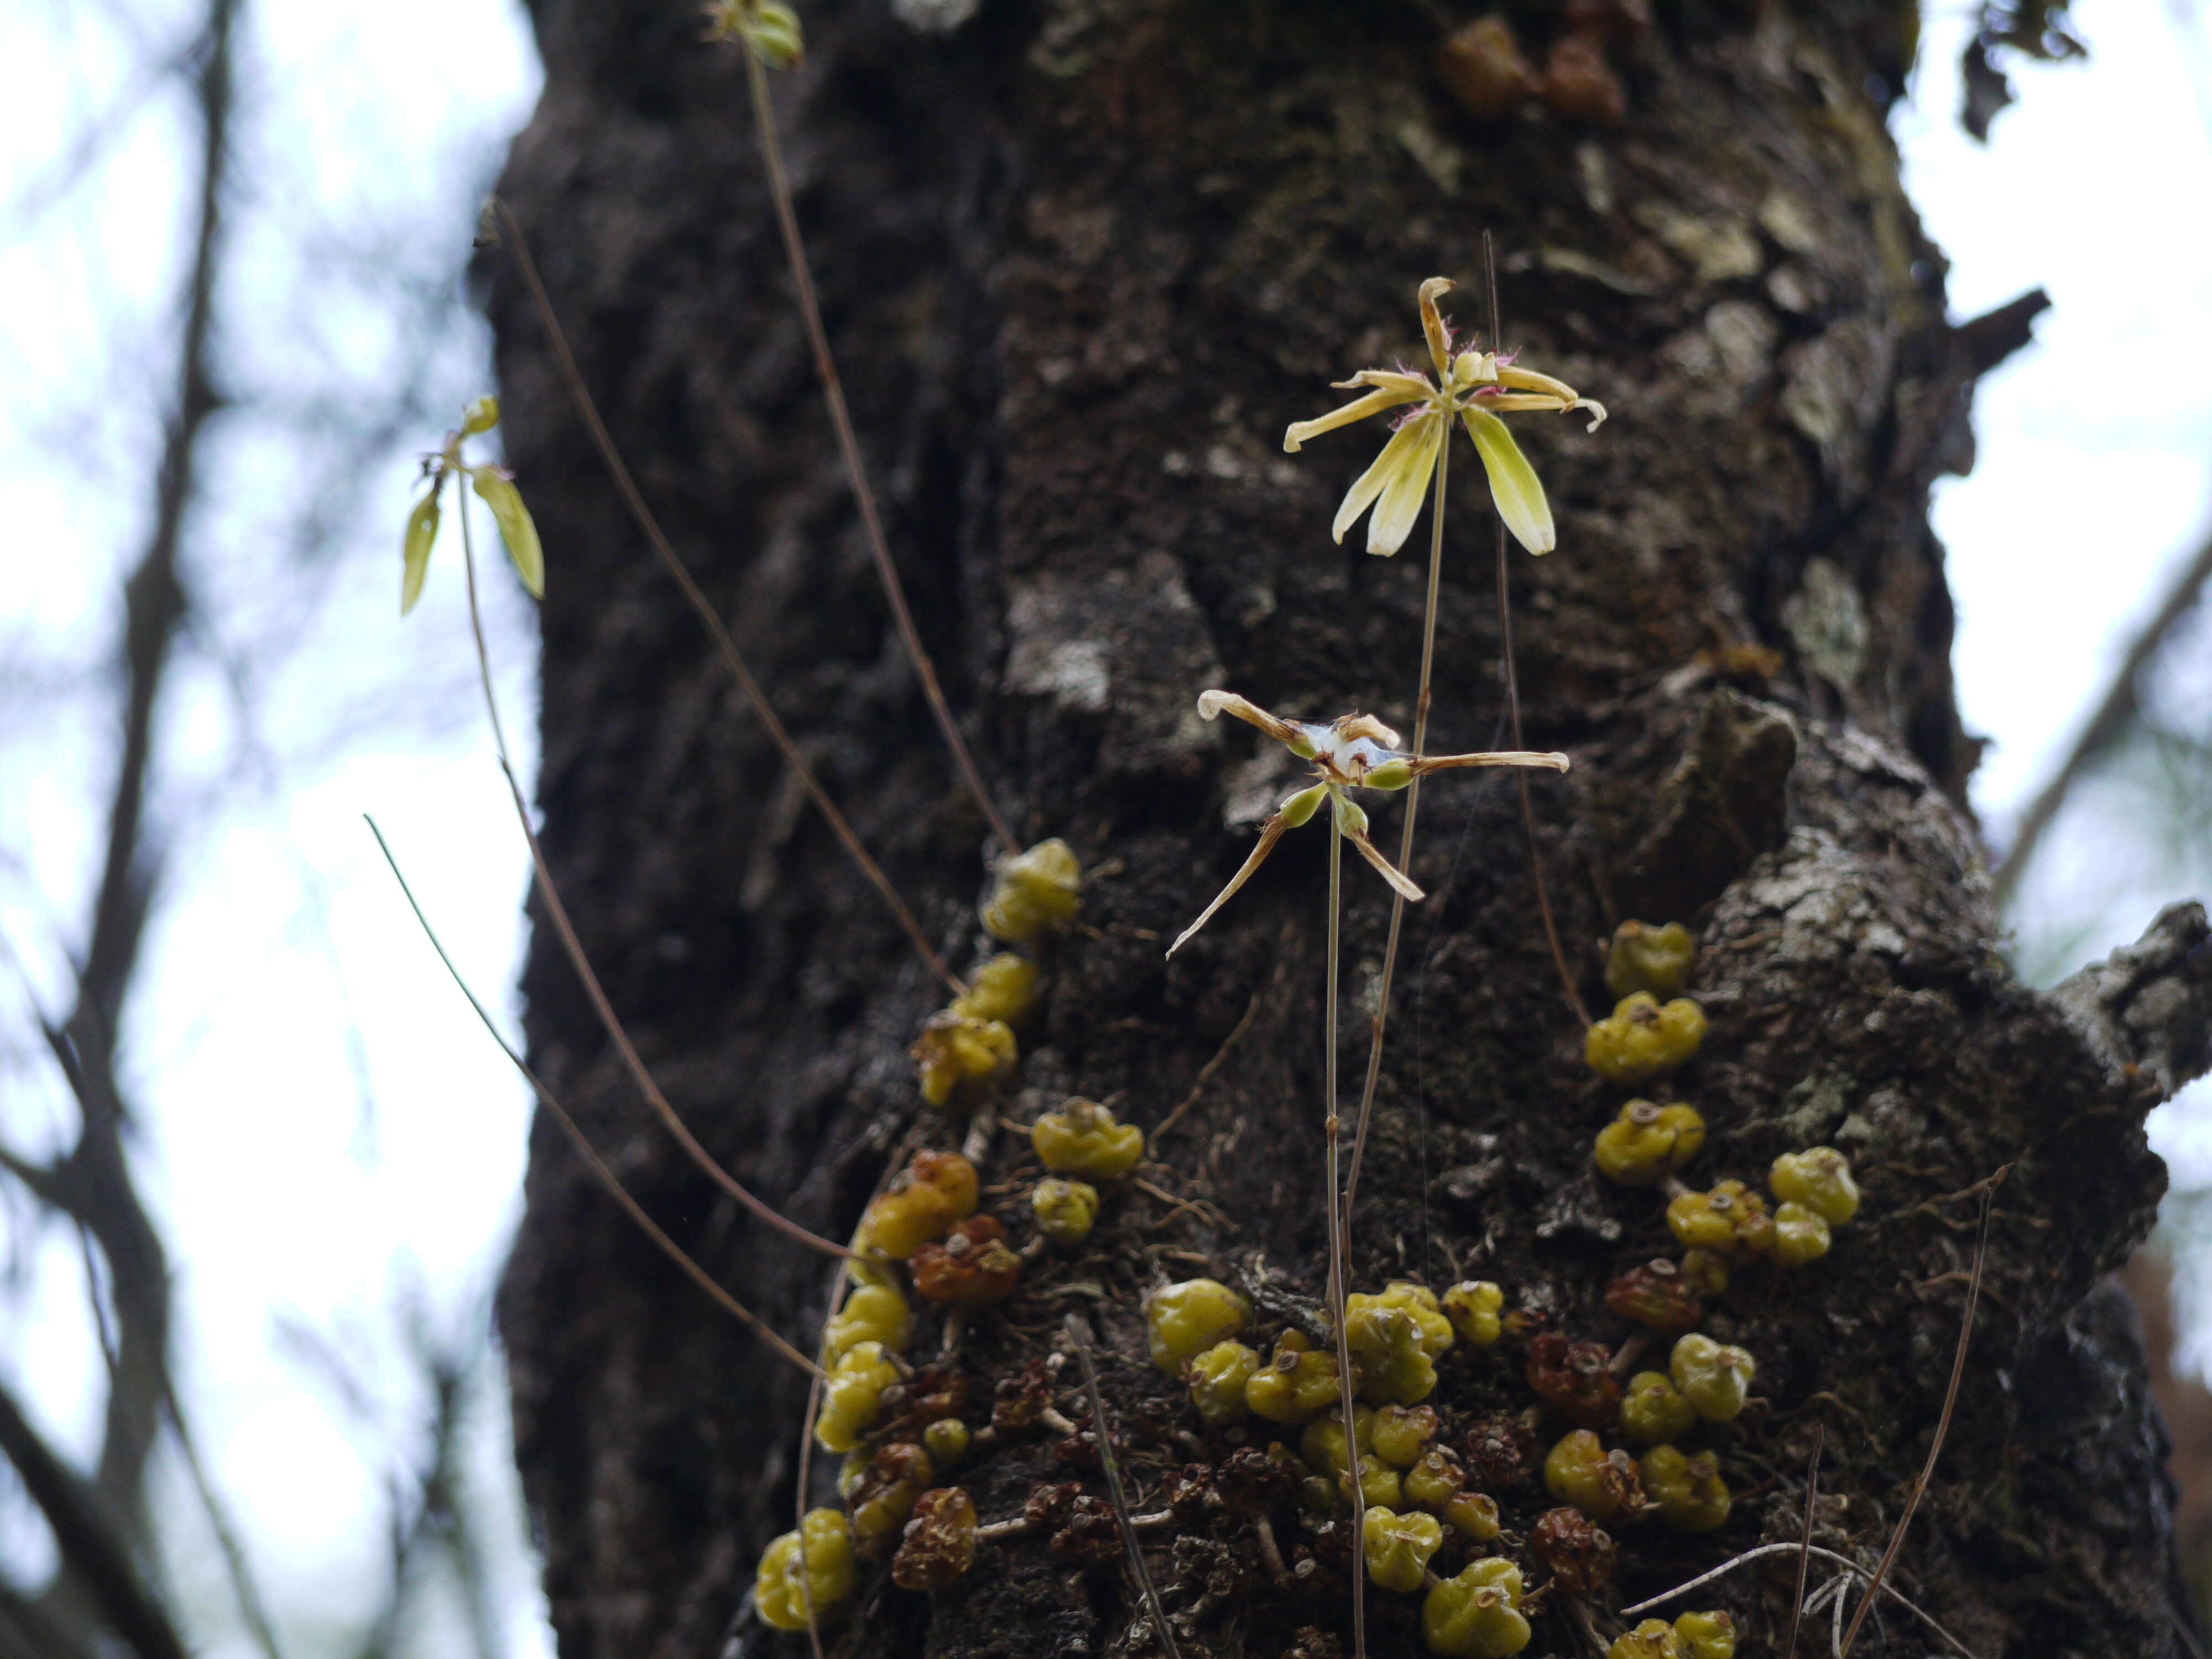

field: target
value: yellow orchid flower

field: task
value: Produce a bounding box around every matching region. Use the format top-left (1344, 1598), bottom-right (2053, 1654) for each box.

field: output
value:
top-left (1167, 691), bottom-right (1568, 956)
top-left (1284, 277), bottom-right (1605, 556)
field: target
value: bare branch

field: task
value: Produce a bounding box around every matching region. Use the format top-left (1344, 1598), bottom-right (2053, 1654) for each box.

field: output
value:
top-left (0, 1380), bottom-right (188, 1659)
top-left (161, 1376), bottom-right (286, 1659)
top-left (44, 0), bottom-right (240, 1533)
top-left (1994, 518), bottom-right (2212, 908)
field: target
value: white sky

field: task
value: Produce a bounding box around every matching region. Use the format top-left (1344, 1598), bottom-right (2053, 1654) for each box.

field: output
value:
top-left (1, 0), bottom-right (2210, 1653)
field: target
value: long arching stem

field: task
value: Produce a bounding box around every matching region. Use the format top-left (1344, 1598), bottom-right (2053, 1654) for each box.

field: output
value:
top-left (740, 48), bottom-right (1019, 859)
top-left (1484, 234), bottom-right (1589, 1029)
top-left (366, 818), bottom-right (820, 1379)
top-left (486, 199), bottom-right (964, 999)
top-left (454, 487), bottom-right (854, 1262)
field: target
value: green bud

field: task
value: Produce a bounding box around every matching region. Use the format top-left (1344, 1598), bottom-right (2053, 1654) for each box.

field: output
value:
top-left (922, 1417), bottom-right (971, 1471)
top-left (1279, 782), bottom-right (1329, 829)
top-left (460, 395), bottom-right (500, 436)
top-left (748, 0), bottom-right (804, 69)
top-left (469, 467), bottom-right (545, 598)
top-left (401, 488), bottom-right (442, 616)
top-left (1365, 757), bottom-right (1413, 791)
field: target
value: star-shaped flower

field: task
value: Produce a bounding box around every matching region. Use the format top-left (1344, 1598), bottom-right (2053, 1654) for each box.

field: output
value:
top-left (1167, 691), bottom-right (1568, 956)
top-left (1284, 277), bottom-right (1605, 556)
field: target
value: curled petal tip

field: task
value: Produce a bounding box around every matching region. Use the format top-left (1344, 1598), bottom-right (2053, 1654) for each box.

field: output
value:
top-left (1418, 276), bottom-right (1454, 304)
top-left (1579, 399), bottom-right (1608, 432)
top-left (1197, 689), bottom-right (1232, 721)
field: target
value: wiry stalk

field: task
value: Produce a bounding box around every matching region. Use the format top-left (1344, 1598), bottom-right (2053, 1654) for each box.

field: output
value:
top-left (1484, 232), bottom-right (1589, 1030)
top-left (1320, 809), bottom-right (1367, 1659)
top-left (486, 199), bottom-right (964, 999)
top-left (453, 491), bottom-right (854, 1263)
top-left (1343, 437), bottom-right (1449, 1220)
top-left (739, 48), bottom-right (1019, 859)
top-left (365, 819), bottom-right (820, 1379)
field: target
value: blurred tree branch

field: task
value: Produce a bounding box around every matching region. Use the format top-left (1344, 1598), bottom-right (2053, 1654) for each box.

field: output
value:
top-left (0, 1379), bottom-right (187, 1659)
top-left (38, 0), bottom-right (236, 1538)
top-left (1994, 515), bottom-right (2212, 908)
top-left (0, 3), bottom-right (287, 1657)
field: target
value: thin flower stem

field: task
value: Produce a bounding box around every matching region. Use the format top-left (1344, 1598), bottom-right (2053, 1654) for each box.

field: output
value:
top-left (455, 491), bottom-right (857, 1264)
top-left (365, 817), bottom-right (822, 1380)
top-left (1837, 1169), bottom-right (2005, 1658)
top-left (1484, 232), bottom-right (1589, 1030)
top-left (485, 199), bottom-right (964, 999)
top-left (1784, 1422), bottom-right (1825, 1659)
top-left (739, 49), bottom-right (1020, 860)
top-left (1065, 1313), bottom-right (1183, 1659)
top-left (1320, 812), bottom-right (1367, 1659)
top-left (1343, 433), bottom-right (1449, 1220)
top-left (1616, 1542), bottom-right (1976, 1658)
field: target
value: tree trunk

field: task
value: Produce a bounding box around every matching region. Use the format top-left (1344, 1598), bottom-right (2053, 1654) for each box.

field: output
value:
top-left (488, 3), bottom-right (2212, 1657)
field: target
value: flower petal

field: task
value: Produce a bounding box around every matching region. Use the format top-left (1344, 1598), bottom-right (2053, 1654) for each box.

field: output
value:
top-left (1365, 411), bottom-right (1446, 555)
top-left (1197, 690), bottom-right (1312, 754)
top-left (1167, 813), bottom-right (1293, 956)
top-left (1496, 366), bottom-right (1581, 402)
top-left (401, 487), bottom-right (441, 617)
top-left (1408, 749), bottom-right (1571, 777)
top-left (1475, 393), bottom-right (1573, 414)
top-left (1460, 407), bottom-right (1554, 555)
top-left (1332, 411), bottom-right (1442, 553)
top-left (470, 468), bottom-right (546, 597)
top-left (1346, 824), bottom-right (1425, 901)
top-left (1497, 367), bottom-right (1605, 430)
top-left (1285, 383), bottom-right (1424, 452)
top-left (1337, 369), bottom-right (1436, 399)
top-left (1417, 277), bottom-right (1455, 379)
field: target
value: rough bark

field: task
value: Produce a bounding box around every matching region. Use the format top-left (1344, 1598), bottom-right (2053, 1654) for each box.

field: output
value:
top-left (489, 3), bottom-right (2212, 1657)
